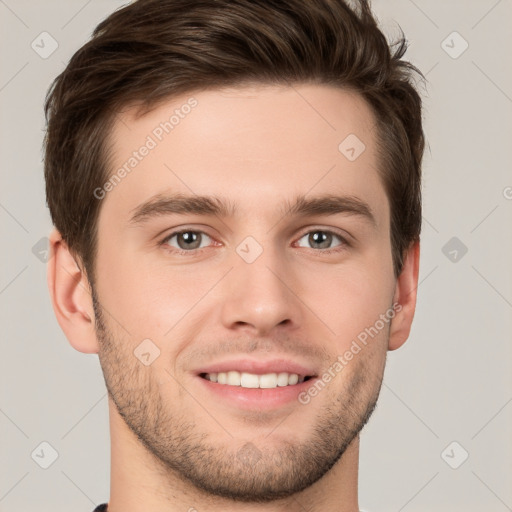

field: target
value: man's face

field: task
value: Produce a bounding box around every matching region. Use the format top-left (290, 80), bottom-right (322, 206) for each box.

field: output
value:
top-left (93, 84), bottom-right (397, 501)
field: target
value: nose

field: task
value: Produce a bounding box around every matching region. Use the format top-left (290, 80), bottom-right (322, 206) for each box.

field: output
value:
top-left (219, 246), bottom-right (302, 336)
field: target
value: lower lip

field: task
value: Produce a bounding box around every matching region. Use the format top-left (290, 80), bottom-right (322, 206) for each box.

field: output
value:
top-left (196, 375), bottom-right (318, 410)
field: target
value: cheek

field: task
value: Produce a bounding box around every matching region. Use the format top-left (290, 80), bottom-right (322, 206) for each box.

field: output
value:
top-left (95, 242), bottom-right (225, 347)
top-left (95, 243), bottom-right (174, 338)
top-left (300, 260), bottom-right (395, 352)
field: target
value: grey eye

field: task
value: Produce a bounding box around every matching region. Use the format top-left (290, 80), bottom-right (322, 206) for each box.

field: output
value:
top-left (165, 231), bottom-right (212, 250)
top-left (296, 231), bottom-right (343, 250)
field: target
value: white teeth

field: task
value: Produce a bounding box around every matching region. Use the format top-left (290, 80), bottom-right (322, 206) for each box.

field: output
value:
top-left (288, 373), bottom-right (299, 385)
top-left (276, 372), bottom-right (290, 386)
top-left (227, 370), bottom-right (241, 386)
top-left (259, 373), bottom-right (277, 388)
top-left (204, 371), bottom-right (307, 388)
top-left (240, 372), bottom-right (260, 388)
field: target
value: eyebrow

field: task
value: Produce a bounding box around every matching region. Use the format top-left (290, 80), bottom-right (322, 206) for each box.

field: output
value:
top-left (128, 192), bottom-right (376, 227)
top-left (129, 193), bottom-right (236, 224)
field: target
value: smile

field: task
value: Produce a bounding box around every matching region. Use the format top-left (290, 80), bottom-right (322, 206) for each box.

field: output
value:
top-left (200, 371), bottom-right (314, 388)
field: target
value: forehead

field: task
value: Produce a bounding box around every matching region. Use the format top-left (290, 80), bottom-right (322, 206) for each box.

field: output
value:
top-left (100, 84), bottom-right (388, 229)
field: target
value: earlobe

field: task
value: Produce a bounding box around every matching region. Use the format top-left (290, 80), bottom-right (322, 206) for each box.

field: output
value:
top-left (388, 240), bottom-right (420, 351)
top-left (47, 228), bottom-right (99, 354)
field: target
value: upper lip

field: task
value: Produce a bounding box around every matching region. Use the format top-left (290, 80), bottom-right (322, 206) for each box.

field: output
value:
top-left (195, 358), bottom-right (318, 377)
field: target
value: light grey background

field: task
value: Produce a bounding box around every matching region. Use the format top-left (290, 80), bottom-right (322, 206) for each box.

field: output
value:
top-left (1, 1), bottom-right (511, 511)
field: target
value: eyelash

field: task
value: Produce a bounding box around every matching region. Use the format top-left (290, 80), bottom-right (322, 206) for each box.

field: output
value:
top-left (159, 228), bottom-right (351, 256)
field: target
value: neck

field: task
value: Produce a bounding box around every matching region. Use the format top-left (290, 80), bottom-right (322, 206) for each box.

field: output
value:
top-left (106, 401), bottom-right (360, 512)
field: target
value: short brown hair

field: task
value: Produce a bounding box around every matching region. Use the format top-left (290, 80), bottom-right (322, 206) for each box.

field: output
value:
top-left (44, 0), bottom-right (424, 283)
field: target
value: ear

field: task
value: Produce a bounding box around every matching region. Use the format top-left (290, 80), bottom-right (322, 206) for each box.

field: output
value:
top-left (47, 228), bottom-right (99, 354)
top-left (388, 240), bottom-right (420, 351)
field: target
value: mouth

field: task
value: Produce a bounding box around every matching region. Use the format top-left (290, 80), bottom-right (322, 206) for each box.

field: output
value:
top-left (199, 371), bottom-right (315, 389)
top-left (193, 358), bottom-right (319, 409)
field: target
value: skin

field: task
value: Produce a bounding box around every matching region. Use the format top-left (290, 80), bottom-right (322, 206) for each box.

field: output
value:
top-left (48, 84), bottom-right (419, 512)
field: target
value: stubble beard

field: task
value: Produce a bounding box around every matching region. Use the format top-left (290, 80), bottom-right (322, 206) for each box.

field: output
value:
top-left (92, 289), bottom-right (386, 503)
